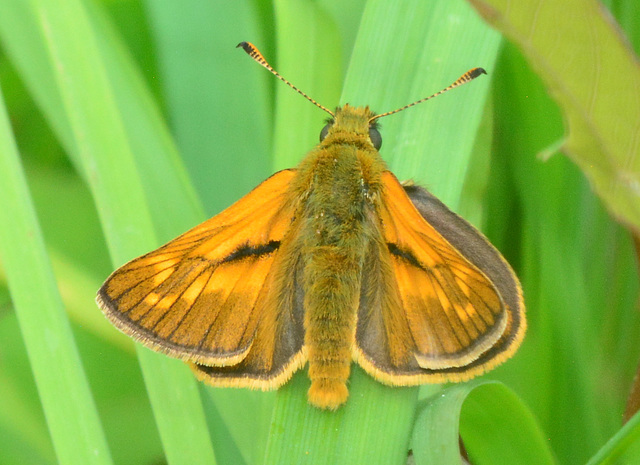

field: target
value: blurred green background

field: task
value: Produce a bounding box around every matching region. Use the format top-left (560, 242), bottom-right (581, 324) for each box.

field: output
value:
top-left (0, 0), bottom-right (639, 464)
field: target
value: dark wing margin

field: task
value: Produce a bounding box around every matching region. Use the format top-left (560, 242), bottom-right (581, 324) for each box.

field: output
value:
top-left (402, 181), bottom-right (525, 368)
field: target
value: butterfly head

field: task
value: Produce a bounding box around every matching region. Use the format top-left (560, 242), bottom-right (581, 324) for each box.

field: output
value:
top-left (319, 104), bottom-right (383, 150)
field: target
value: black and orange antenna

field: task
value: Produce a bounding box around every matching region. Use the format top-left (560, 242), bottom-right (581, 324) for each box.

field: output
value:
top-left (368, 67), bottom-right (487, 123)
top-left (238, 41), bottom-right (486, 123)
top-left (237, 42), bottom-right (335, 117)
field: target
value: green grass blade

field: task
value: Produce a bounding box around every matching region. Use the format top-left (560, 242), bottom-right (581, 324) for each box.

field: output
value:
top-left (489, 43), bottom-right (599, 463)
top-left (24, 0), bottom-right (217, 463)
top-left (486, 14), bottom-right (640, 460)
top-left (144, 0), bottom-right (273, 215)
top-left (143, 3), bottom-right (280, 462)
top-left (0, 0), bottom-right (204, 243)
top-left (586, 412), bottom-right (640, 465)
top-left (83, 0), bottom-right (205, 239)
top-left (0, 87), bottom-right (113, 465)
top-left (412, 381), bottom-right (556, 464)
top-left (342, 0), bottom-right (501, 208)
top-left (263, 1), bottom-right (502, 463)
top-left (460, 383), bottom-right (557, 464)
top-left (271, 0), bottom-right (344, 170)
top-left (0, 342), bottom-right (54, 465)
top-left (468, 0), bottom-right (640, 230)
top-left (265, 368), bottom-right (418, 464)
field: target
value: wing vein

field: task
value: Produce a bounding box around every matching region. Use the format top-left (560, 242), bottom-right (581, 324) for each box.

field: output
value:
top-left (165, 267), bottom-right (216, 342)
top-left (149, 263), bottom-right (212, 332)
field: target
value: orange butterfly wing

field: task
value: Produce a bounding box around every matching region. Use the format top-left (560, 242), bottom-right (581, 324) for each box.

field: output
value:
top-left (354, 171), bottom-right (525, 384)
top-left (97, 169), bottom-right (307, 389)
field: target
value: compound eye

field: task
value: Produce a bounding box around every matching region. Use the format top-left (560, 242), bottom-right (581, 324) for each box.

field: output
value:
top-left (320, 123), bottom-right (331, 142)
top-left (369, 126), bottom-right (382, 150)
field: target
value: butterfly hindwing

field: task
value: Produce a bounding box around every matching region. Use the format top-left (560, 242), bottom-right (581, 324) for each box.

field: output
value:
top-left (192, 240), bottom-right (307, 390)
top-left (97, 169), bottom-right (307, 387)
top-left (354, 172), bottom-right (525, 384)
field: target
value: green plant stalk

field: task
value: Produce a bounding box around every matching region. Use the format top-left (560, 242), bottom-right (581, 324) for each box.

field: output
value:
top-left (27, 0), bottom-right (217, 463)
top-left (0, 86), bottom-right (113, 465)
top-left (586, 410), bottom-right (640, 465)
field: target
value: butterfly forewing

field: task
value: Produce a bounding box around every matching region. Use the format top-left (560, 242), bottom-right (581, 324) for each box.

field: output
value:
top-left (97, 169), bottom-right (301, 368)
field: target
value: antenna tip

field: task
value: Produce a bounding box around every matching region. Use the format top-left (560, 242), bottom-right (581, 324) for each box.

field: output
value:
top-left (472, 67), bottom-right (488, 78)
top-left (236, 42), bottom-right (251, 52)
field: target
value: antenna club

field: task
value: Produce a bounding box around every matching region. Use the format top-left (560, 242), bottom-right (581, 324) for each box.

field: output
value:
top-left (237, 42), bottom-right (268, 67)
top-left (470, 67), bottom-right (487, 78)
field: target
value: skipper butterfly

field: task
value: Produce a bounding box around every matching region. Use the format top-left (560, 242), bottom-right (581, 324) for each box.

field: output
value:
top-left (97, 42), bottom-right (525, 410)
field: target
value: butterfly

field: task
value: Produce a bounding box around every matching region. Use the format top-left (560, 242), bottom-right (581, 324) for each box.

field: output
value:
top-left (97, 42), bottom-right (525, 410)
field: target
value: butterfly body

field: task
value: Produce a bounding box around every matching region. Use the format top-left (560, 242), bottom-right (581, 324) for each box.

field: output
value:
top-left (295, 105), bottom-right (385, 408)
top-left (98, 44), bottom-right (525, 410)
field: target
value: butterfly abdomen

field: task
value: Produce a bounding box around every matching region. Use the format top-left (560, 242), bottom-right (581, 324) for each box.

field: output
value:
top-left (303, 244), bottom-right (363, 410)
